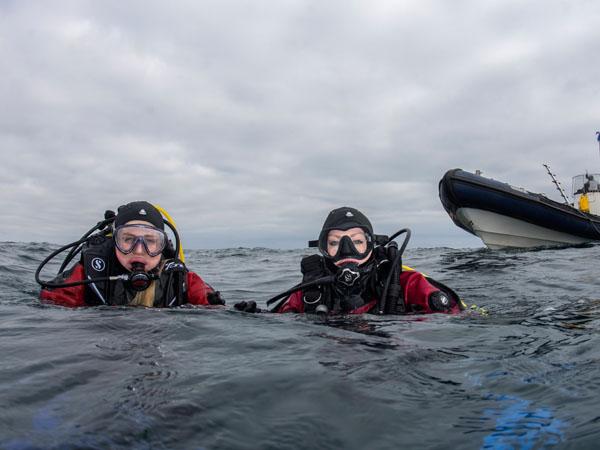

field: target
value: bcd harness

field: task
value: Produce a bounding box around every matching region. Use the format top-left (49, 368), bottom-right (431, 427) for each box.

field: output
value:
top-left (267, 228), bottom-right (463, 314)
top-left (290, 244), bottom-right (406, 314)
top-left (80, 234), bottom-right (188, 307)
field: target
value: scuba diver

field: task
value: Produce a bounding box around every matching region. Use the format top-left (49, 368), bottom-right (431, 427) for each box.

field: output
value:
top-left (37, 201), bottom-right (224, 308)
top-left (240, 206), bottom-right (463, 315)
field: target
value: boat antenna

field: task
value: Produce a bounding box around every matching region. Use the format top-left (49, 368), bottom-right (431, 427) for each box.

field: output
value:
top-left (542, 163), bottom-right (570, 205)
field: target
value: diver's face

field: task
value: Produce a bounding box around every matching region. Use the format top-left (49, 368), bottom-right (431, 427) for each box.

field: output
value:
top-left (327, 227), bottom-right (372, 266)
top-left (115, 220), bottom-right (162, 271)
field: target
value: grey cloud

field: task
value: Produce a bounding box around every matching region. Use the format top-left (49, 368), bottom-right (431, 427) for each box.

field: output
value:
top-left (1, 0), bottom-right (599, 249)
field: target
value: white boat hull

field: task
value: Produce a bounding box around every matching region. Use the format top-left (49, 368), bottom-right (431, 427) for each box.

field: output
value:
top-left (456, 208), bottom-right (591, 249)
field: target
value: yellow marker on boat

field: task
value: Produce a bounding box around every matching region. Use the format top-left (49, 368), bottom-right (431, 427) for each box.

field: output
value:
top-left (579, 193), bottom-right (590, 212)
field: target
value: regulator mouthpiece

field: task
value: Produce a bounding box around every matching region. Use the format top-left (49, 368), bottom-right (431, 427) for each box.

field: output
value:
top-left (129, 262), bottom-right (153, 291)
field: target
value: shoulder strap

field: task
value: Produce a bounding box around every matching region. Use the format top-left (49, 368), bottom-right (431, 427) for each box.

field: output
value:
top-left (154, 259), bottom-right (188, 307)
top-left (300, 254), bottom-right (331, 313)
top-left (81, 234), bottom-right (114, 305)
top-left (372, 244), bottom-right (405, 314)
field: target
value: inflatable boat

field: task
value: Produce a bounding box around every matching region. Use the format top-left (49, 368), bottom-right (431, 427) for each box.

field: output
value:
top-left (439, 168), bottom-right (600, 249)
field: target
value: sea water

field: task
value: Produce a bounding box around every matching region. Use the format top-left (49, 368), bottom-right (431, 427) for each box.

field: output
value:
top-left (1, 242), bottom-right (599, 449)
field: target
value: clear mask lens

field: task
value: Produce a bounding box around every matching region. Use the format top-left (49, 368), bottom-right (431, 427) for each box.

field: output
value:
top-left (115, 225), bottom-right (167, 257)
top-left (322, 231), bottom-right (373, 262)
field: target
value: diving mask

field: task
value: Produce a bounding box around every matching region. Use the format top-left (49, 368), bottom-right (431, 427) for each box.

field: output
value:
top-left (322, 231), bottom-right (373, 264)
top-left (114, 224), bottom-right (167, 257)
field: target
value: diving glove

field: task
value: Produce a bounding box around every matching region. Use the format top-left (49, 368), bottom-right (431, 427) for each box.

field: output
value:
top-left (207, 291), bottom-right (225, 305)
top-left (234, 301), bottom-right (261, 313)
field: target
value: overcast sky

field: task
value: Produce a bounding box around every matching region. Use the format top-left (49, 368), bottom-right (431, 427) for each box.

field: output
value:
top-left (1, 0), bottom-right (599, 249)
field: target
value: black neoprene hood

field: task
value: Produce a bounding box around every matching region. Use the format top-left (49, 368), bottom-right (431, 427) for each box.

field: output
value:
top-left (317, 206), bottom-right (373, 252)
top-left (114, 201), bottom-right (164, 230)
top-left (320, 207), bottom-right (373, 235)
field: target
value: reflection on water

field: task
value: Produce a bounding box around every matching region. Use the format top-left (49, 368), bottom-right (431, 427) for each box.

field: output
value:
top-left (480, 395), bottom-right (566, 449)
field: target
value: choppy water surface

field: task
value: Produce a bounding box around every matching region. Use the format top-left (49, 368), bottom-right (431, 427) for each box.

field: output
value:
top-left (2, 242), bottom-right (600, 449)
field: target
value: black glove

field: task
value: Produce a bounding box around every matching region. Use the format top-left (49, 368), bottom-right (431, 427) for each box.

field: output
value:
top-left (207, 291), bottom-right (225, 305)
top-left (234, 301), bottom-right (261, 313)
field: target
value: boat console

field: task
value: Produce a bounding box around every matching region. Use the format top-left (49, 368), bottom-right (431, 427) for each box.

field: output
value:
top-left (573, 173), bottom-right (600, 214)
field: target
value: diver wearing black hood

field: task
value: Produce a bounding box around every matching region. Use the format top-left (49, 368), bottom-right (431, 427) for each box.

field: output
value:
top-left (264, 206), bottom-right (463, 315)
top-left (38, 201), bottom-right (224, 308)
